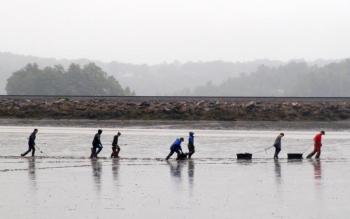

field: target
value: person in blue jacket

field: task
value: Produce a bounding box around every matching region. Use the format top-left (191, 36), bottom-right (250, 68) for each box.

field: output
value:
top-left (188, 132), bottom-right (195, 158)
top-left (165, 137), bottom-right (184, 160)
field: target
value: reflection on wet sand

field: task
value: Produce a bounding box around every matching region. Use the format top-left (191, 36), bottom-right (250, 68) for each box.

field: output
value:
top-left (312, 159), bottom-right (322, 180)
top-left (91, 159), bottom-right (102, 192)
top-left (27, 157), bottom-right (37, 190)
top-left (236, 159), bottom-right (253, 165)
top-left (112, 158), bottom-right (119, 182)
top-left (167, 160), bottom-right (185, 179)
top-left (274, 160), bottom-right (281, 177)
top-left (27, 158), bottom-right (36, 179)
top-left (188, 160), bottom-right (194, 181)
top-left (167, 160), bottom-right (196, 194)
top-left (188, 160), bottom-right (195, 194)
top-left (274, 160), bottom-right (282, 185)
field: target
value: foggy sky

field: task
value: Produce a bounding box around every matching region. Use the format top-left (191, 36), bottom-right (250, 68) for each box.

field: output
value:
top-left (0, 0), bottom-right (349, 64)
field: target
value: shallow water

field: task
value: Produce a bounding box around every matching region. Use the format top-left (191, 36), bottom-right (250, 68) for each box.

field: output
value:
top-left (1, 125), bottom-right (350, 218)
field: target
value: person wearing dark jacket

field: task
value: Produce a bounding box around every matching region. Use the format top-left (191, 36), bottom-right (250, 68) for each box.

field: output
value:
top-left (166, 137), bottom-right (184, 160)
top-left (111, 132), bottom-right (121, 158)
top-left (21, 129), bottom-right (38, 157)
top-left (90, 129), bottom-right (103, 158)
top-left (273, 133), bottom-right (284, 160)
top-left (188, 132), bottom-right (195, 159)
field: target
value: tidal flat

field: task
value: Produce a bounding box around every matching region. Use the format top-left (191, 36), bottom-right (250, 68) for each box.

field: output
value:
top-left (0, 123), bottom-right (349, 218)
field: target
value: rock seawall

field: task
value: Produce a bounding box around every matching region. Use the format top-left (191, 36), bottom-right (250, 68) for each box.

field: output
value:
top-left (0, 97), bottom-right (350, 121)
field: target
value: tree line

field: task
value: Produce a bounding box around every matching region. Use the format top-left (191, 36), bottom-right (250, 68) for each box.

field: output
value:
top-left (190, 59), bottom-right (350, 96)
top-left (6, 63), bottom-right (135, 96)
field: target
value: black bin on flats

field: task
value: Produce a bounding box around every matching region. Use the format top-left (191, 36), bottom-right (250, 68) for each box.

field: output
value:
top-left (177, 153), bottom-right (188, 160)
top-left (237, 153), bottom-right (252, 160)
top-left (287, 153), bottom-right (303, 159)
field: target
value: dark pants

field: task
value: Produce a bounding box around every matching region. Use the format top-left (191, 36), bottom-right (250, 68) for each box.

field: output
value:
top-left (307, 150), bottom-right (321, 159)
top-left (166, 150), bottom-right (181, 160)
top-left (111, 146), bottom-right (120, 158)
top-left (274, 147), bottom-right (281, 159)
top-left (307, 144), bottom-right (321, 159)
top-left (21, 144), bottom-right (35, 157)
top-left (90, 144), bottom-right (103, 158)
top-left (188, 145), bottom-right (195, 159)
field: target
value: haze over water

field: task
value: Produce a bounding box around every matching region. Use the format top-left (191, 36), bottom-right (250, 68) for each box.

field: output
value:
top-left (0, 123), bottom-right (350, 218)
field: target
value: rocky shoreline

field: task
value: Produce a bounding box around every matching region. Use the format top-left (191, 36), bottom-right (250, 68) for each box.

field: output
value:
top-left (0, 97), bottom-right (350, 121)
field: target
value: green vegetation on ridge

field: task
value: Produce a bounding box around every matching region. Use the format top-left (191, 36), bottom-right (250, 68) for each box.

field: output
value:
top-left (6, 63), bottom-right (134, 96)
top-left (188, 60), bottom-right (350, 96)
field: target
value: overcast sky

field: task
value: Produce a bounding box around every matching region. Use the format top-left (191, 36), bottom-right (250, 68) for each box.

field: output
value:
top-left (0, 0), bottom-right (349, 64)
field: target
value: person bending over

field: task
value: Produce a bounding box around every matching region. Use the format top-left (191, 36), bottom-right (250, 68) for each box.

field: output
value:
top-left (166, 137), bottom-right (184, 160)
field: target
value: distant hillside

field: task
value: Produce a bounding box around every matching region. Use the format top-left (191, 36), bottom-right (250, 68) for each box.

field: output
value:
top-left (0, 52), bottom-right (289, 95)
top-left (6, 63), bottom-right (134, 96)
top-left (188, 60), bottom-right (350, 96)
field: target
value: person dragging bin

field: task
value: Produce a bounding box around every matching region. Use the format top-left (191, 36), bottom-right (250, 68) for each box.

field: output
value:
top-left (273, 133), bottom-right (284, 160)
top-left (21, 129), bottom-right (38, 157)
top-left (166, 137), bottom-right (184, 160)
top-left (307, 131), bottom-right (325, 159)
top-left (188, 132), bottom-right (195, 159)
top-left (111, 132), bottom-right (121, 158)
top-left (90, 129), bottom-right (103, 158)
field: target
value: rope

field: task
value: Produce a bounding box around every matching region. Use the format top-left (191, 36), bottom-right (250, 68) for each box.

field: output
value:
top-left (301, 145), bottom-right (311, 154)
top-left (35, 144), bottom-right (46, 155)
top-left (252, 146), bottom-right (274, 154)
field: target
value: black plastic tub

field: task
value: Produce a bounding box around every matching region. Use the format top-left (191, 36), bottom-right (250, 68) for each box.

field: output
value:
top-left (177, 153), bottom-right (188, 160)
top-left (236, 153), bottom-right (252, 160)
top-left (287, 153), bottom-right (303, 159)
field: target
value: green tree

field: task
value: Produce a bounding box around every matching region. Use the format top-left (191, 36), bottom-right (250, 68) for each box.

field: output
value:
top-left (6, 62), bottom-right (135, 96)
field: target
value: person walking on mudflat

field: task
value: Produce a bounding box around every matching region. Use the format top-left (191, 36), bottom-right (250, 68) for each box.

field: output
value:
top-left (166, 137), bottom-right (184, 160)
top-left (21, 129), bottom-right (38, 157)
top-left (307, 131), bottom-right (325, 159)
top-left (111, 132), bottom-right (121, 158)
top-left (90, 129), bottom-right (103, 158)
top-left (273, 133), bottom-right (284, 160)
top-left (188, 132), bottom-right (195, 159)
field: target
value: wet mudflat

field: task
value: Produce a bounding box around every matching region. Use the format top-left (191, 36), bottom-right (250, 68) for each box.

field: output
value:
top-left (0, 125), bottom-right (350, 218)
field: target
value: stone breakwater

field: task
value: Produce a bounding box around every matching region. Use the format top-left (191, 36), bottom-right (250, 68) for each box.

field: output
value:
top-left (0, 96), bottom-right (350, 121)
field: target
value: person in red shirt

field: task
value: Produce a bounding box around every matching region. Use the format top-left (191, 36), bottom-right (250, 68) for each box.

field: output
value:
top-left (307, 131), bottom-right (325, 159)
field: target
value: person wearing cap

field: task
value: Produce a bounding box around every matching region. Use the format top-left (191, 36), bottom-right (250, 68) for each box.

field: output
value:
top-left (188, 132), bottom-right (195, 159)
top-left (21, 129), bottom-right (38, 157)
top-left (307, 131), bottom-right (325, 159)
top-left (90, 129), bottom-right (103, 158)
top-left (111, 132), bottom-right (121, 158)
top-left (166, 137), bottom-right (184, 160)
top-left (273, 133), bottom-right (284, 160)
